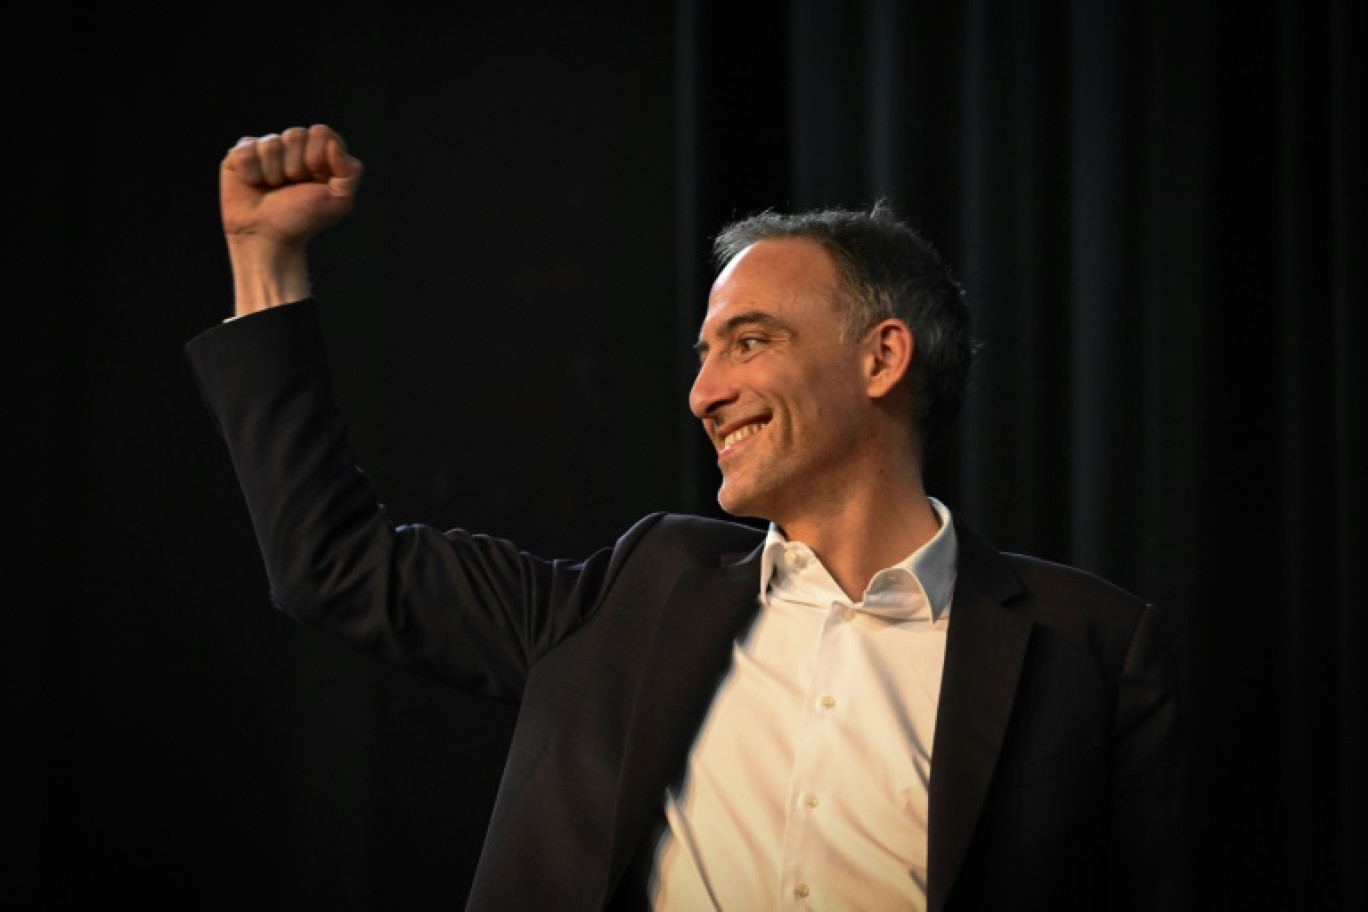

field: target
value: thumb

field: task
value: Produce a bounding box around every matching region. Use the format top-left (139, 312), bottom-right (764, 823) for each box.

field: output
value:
top-left (325, 140), bottom-right (364, 201)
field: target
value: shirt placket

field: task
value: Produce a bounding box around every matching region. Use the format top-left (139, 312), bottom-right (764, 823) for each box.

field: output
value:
top-left (776, 583), bottom-right (859, 909)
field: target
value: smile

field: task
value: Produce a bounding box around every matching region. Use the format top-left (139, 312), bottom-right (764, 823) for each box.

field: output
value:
top-left (721, 420), bottom-right (768, 451)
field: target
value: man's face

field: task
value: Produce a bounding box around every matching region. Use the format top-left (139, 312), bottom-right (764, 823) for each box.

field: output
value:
top-left (690, 238), bottom-right (871, 523)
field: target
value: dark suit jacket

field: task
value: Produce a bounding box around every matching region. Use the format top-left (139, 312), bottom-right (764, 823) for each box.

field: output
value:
top-left (187, 301), bottom-right (1186, 911)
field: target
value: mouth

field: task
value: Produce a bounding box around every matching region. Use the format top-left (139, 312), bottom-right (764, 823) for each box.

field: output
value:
top-left (718, 419), bottom-right (769, 457)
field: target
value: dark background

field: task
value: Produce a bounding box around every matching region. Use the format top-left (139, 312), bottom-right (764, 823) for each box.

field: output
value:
top-left (9, 1), bottom-right (1364, 909)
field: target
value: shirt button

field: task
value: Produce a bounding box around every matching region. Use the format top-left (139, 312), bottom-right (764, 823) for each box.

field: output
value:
top-left (804, 793), bottom-right (820, 808)
top-left (840, 605), bottom-right (855, 622)
top-left (819, 694), bottom-right (836, 710)
top-left (795, 882), bottom-right (811, 898)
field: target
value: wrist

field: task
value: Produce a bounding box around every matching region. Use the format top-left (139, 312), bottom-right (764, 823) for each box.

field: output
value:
top-left (227, 238), bottom-right (312, 316)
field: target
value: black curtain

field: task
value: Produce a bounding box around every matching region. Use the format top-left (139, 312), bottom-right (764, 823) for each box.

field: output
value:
top-left (11, 1), bottom-right (1362, 909)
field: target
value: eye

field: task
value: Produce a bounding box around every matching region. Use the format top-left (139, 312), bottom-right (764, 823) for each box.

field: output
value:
top-left (736, 336), bottom-right (765, 356)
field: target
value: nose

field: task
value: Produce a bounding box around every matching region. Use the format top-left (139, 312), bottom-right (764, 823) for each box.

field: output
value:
top-left (689, 352), bottom-right (736, 420)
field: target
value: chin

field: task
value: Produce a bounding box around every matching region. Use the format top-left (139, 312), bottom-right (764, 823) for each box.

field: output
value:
top-left (715, 487), bottom-right (745, 517)
top-left (716, 483), bottom-right (769, 522)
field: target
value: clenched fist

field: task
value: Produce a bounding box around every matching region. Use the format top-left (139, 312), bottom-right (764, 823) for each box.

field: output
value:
top-left (219, 124), bottom-right (364, 315)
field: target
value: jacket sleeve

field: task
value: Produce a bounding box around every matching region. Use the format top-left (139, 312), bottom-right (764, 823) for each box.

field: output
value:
top-left (1104, 602), bottom-right (1191, 911)
top-left (185, 301), bottom-right (634, 702)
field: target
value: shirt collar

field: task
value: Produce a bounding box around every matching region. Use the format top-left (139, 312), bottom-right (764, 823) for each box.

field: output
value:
top-left (759, 497), bottom-right (958, 622)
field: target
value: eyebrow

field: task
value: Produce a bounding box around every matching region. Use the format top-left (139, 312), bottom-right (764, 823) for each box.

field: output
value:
top-left (694, 310), bottom-right (792, 357)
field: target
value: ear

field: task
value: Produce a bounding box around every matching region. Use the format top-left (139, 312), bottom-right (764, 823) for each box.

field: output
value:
top-left (863, 319), bottom-right (914, 400)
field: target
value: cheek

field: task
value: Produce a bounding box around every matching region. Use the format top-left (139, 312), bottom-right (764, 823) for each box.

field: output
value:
top-left (797, 366), bottom-right (863, 413)
top-left (807, 386), bottom-right (871, 448)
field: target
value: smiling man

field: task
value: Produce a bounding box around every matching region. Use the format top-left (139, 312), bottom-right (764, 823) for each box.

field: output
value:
top-left (188, 123), bottom-right (1186, 911)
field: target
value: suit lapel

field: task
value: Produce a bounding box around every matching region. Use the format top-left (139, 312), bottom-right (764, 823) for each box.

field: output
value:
top-left (606, 543), bottom-right (765, 885)
top-left (927, 525), bottom-right (1033, 912)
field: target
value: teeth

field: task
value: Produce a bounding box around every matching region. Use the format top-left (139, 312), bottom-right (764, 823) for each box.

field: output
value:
top-left (723, 422), bottom-right (766, 449)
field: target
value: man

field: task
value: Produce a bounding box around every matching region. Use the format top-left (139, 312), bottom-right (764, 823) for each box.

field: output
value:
top-left (188, 124), bottom-right (1185, 910)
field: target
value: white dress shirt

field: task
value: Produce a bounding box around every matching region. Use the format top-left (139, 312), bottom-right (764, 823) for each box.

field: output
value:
top-left (647, 498), bottom-right (958, 910)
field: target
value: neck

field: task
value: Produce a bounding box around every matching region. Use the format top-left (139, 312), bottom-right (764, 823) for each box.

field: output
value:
top-left (777, 470), bottom-right (940, 602)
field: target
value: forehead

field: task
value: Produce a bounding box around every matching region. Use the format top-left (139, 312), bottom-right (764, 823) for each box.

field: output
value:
top-left (699, 237), bottom-right (842, 337)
